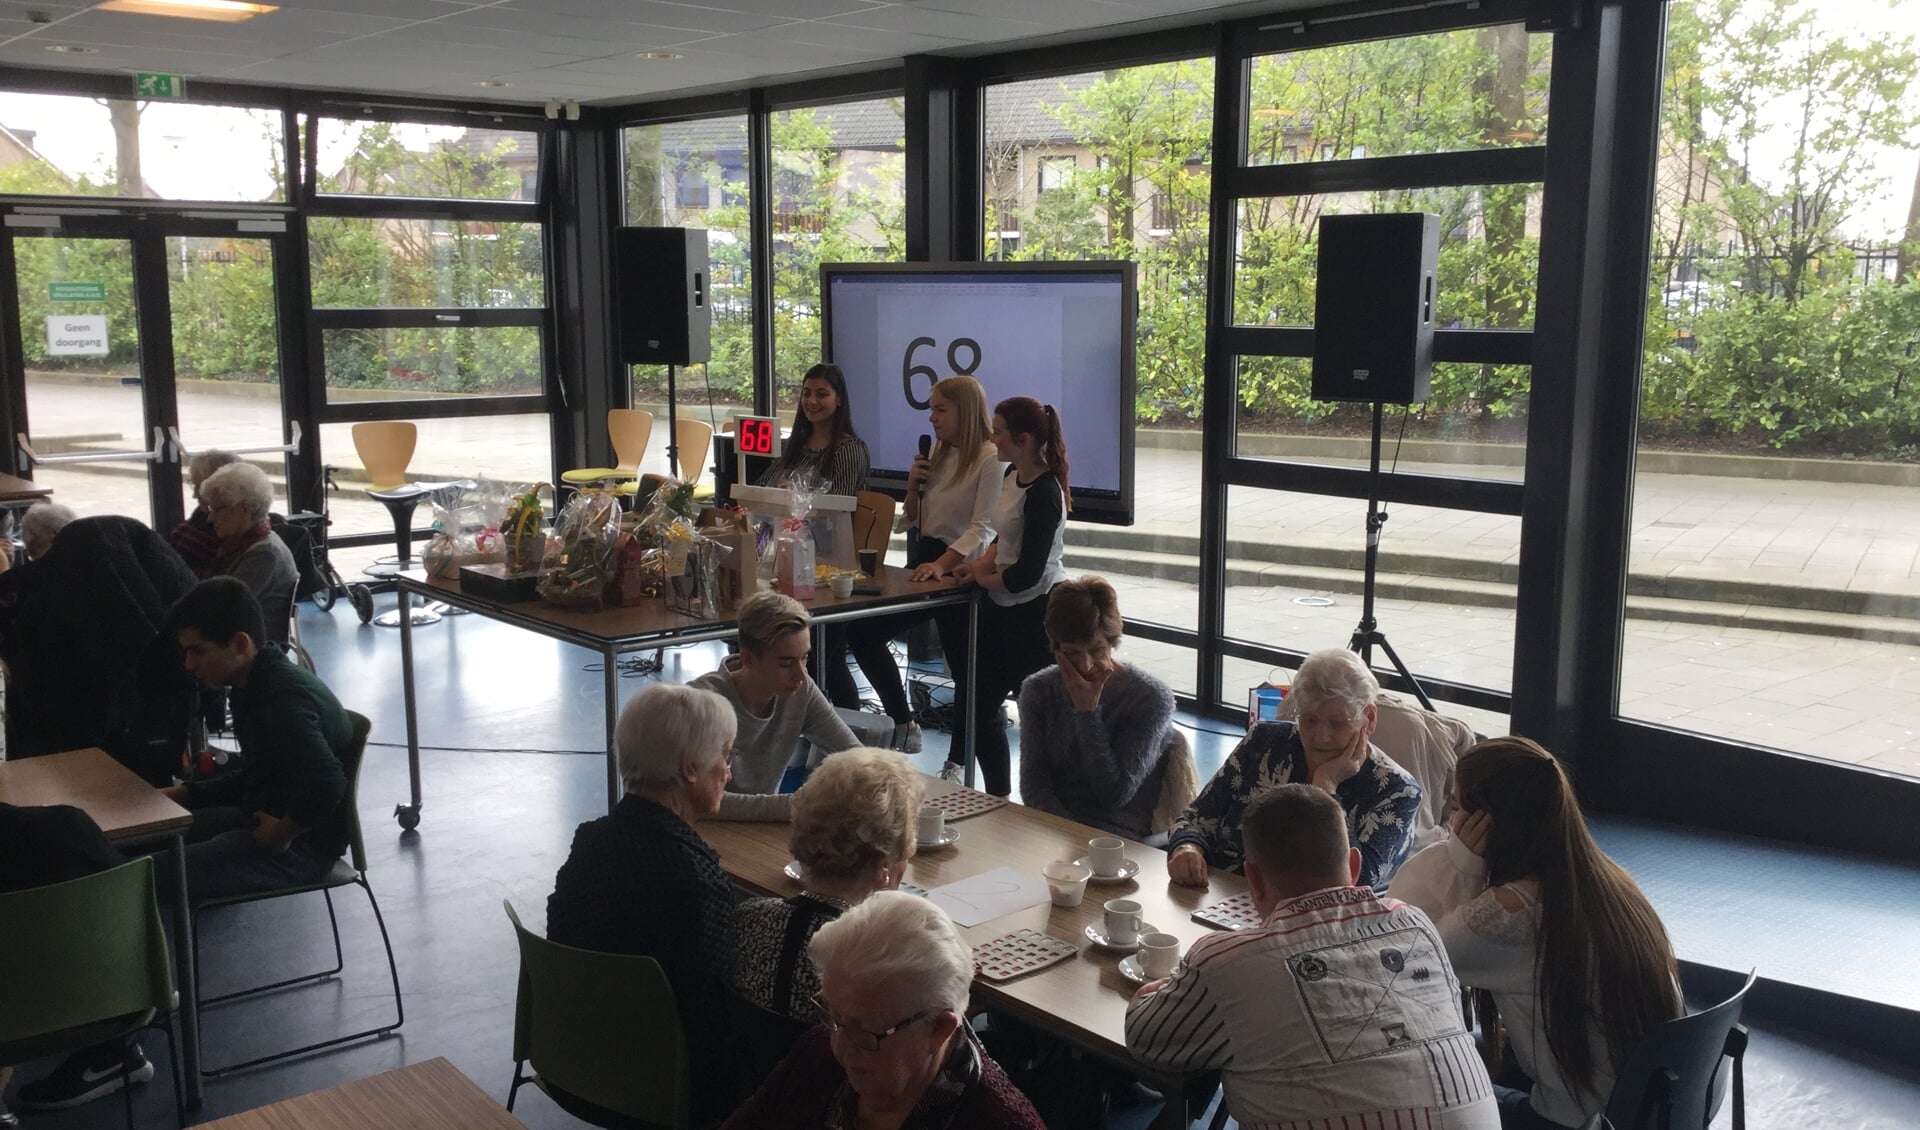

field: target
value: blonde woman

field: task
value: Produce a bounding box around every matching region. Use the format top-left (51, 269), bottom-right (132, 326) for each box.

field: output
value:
top-left (844, 375), bottom-right (1005, 759)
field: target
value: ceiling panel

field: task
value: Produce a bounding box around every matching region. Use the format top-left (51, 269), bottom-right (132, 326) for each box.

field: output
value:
top-left (484, 0), bottom-right (791, 35)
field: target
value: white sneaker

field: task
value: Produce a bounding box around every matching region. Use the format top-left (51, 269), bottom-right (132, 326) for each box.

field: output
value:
top-left (938, 760), bottom-right (964, 783)
top-left (892, 721), bottom-right (924, 753)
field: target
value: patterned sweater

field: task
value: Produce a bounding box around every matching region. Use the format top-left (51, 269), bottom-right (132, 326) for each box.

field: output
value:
top-left (1016, 662), bottom-right (1175, 840)
top-left (1168, 721), bottom-right (1422, 890)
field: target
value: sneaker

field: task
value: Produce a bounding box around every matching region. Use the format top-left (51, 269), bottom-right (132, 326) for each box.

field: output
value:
top-left (16, 1042), bottom-right (154, 1111)
top-left (939, 760), bottom-right (965, 783)
top-left (891, 721), bottom-right (924, 754)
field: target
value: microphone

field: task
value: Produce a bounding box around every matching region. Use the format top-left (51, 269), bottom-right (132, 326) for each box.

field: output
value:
top-left (914, 434), bottom-right (932, 493)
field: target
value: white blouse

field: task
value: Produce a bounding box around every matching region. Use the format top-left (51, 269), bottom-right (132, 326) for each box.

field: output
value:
top-left (911, 442), bottom-right (1004, 561)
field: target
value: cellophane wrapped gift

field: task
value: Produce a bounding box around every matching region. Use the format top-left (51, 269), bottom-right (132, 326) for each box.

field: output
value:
top-left (537, 487), bottom-right (622, 609)
top-left (424, 481), bottom-right (506, 580)
top-left (770, 473), bottom-right (821, 600)
top-left (499, 482), bottom-right (549, 575)
top-left (696, 504), bottom-right (758, 608)
top-left (667, 534), bottom-right (732, 620)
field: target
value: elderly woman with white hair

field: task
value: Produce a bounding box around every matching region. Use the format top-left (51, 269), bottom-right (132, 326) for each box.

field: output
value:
top-left (732, 748), bottom-right (924, 1025)
top-left (201, 462), bottom-right (297, 645)
top-left (547, 682), bottom-right (740, 1125)
top-left (1167, 647), bottom-right (1421, 891)
top-left (722, 892), bottom-right (1046, 1130)
top-left (19, 501), bottom-right (77, 563)
top-left (170, 448), bottom-right (241, 576)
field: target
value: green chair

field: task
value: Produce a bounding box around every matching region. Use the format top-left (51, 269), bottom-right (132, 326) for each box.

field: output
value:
top-left (0, 857), bottom-right (185, 1129)
top-left (190, 710), bottom-right (403, 1075)
top-left (503, 900), bottom-right (690, 1130)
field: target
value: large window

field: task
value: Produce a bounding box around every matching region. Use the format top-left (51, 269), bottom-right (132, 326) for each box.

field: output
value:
top-left (984, 60), bottom-right (1215, 694)
top-left (1622, 0), bottom-right (1920, 777)
top-left (623, 116), bottom-right (753, 436)
top-left (0, 92), bottom-right (284, 202)
top-left (315, 119), bottom-right (536, 202)
top-left (771, 97), bottom-right (905, 406)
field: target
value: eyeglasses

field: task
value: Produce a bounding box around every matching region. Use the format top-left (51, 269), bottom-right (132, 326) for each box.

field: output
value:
top-left (810, 993), bottom-right (940, 1052)
top-left (1294, 710), bottom-right (1362, 734)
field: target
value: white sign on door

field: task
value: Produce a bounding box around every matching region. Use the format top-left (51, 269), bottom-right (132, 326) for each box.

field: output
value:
top-left (46, 314), bottom-right (109, 357)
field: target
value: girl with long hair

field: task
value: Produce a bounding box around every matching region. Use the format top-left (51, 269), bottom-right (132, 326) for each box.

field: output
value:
top-left (843, 375), bottom-right (1004, 756)
top-left (951, 396), bottom-right (1070, 796)
top-left (758, 362), bottom-right (869, 496)
top-left (1392, 737), bottom-right (1682, 1129)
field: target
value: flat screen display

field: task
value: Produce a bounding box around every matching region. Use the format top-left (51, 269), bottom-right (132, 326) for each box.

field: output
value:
top-left (821, 261), bottom-right (1136, 525)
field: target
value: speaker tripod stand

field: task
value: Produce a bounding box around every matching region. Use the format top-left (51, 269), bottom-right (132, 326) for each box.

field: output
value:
top-left (1348, 401), bottom-right (1436, 712)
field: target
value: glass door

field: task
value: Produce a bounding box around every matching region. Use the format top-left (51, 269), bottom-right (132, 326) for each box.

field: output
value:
top-left (4, 213), bottom-right (293, 530)
top-left (8, 226), bottom-right (162, 522)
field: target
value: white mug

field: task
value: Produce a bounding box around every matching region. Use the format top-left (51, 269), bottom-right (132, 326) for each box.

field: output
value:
top-left (917, 805), bottom-right (946, 843)
top-left (1104, 898), bottom-right (1143, 946)
top-left (1088, 836), bottom-right (1126, 878)
top-left (1139, 932), bottom-right (1181, 979)
top-left (1042, 860), bottom-right (1092, 908)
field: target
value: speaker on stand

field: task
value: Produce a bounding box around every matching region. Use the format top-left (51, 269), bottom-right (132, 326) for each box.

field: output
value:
top-left (613, 226), bottom-right (711, 477)
top-left (1310, 212), bottom-right (1440, 710)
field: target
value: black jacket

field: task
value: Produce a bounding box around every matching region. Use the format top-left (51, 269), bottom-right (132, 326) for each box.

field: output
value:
top-left (0, 803), bottom-right (124, 894)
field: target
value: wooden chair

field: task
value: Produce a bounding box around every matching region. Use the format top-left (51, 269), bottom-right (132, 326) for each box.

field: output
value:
top-left (854, 490), bottom-right (897, 556)
top-left (674, 418), bottom-right (714, 484)
top-left (561, 409), bottom-right (654, 498)
top-left (350, 421), bottom-right (416, 493)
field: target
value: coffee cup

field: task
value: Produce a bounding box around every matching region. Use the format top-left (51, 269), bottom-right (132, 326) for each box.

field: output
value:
top-left (1088, 836), bottom-right (1126, 878)
top-left (858, 549), bottom-right (881, 577)
top-left (1139, 932), bottom-right (1181, 979)
top-left (1103, 898), bottom-right (1143, 946)
top-left (1042, 860), bottom-right (1092, 908)
top-left (829, 572), bottom-right (856, 598)
top-left (916, 805), bottom-right (946, 844)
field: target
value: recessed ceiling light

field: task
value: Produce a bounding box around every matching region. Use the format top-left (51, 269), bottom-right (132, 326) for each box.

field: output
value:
top-left (636, 51), bottom-right (681, 61)
top-left (44, 43), bottom-right (99, 53)
top-left (474, 80), bottom-right (510, 88)
top-left (99, 0), bottom-right (276, 22)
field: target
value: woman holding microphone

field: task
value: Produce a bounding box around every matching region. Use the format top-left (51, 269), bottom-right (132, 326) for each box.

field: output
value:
top-left (844, 376), bottom-right (1002, 759)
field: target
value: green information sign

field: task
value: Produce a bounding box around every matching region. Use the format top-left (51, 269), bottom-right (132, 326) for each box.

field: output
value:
top-left (133, 72), bottom-right (186, 99)
top-left (49, 282), bottom-right (107, 302)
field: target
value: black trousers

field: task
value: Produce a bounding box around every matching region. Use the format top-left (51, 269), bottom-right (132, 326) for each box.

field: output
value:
top-left (967, 590), bottom-right (1054, 797)
top-left (837, 534), bottom-right (970, 728)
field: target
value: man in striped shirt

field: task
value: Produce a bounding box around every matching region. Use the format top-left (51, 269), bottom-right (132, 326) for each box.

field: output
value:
top-left (1126, 784), bottom-right (1499, 1130)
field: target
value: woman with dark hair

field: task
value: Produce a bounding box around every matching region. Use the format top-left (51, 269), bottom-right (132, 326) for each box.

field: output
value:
top-left (951, 396), bottom-right (1069, 796)
top-left (1016, 576), bottom-right (1182, 840)
top-left (758, 362), bottom-right (870, 496)
top-left (1392, 737), bottom-right (1682, 1129)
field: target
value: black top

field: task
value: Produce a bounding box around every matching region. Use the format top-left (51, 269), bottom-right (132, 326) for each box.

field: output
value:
top-left (732, 894), bottom-right (843, 1020)
top-left (187, 646), bottom-right (353, 857)
top-left (0, 803), bottom-right (124, 894)
top-left (548, 795), bottom-right (737, 1122)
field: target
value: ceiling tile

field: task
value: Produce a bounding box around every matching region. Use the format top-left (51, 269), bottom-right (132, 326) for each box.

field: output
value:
top-left (819, 4), bottom-right (1047, 40)
top-left (771, 22), bottom-right (969, 54)
top-left (483, 0), bottom-right (790, 35)
top-left (673, 0), bottom-right (889, 18)
top-left (423, 6), bottom-right (724, 47)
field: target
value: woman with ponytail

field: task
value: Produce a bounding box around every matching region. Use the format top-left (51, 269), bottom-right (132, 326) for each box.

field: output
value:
top-left (1015, 576), bottom-right (1179, 840)
top-left (1392, 737), bottom-right (1682, 1129)
top-left (950, 397), bottom-right (1070, 796)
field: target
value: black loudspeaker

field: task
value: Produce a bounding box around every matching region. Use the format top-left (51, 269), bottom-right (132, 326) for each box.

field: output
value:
top-left (1310, 213), bottom-right (1439, 405)
top-left (614, 226), bottom-right (710, 366)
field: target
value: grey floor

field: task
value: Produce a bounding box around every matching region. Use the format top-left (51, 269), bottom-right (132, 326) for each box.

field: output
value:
top-left (11, 593), bottom-right (1920, 1129)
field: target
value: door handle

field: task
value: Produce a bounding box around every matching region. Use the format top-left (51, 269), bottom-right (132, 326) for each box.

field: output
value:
top-left (16, 426), bottom-right (166, 466)
top-left (167, 421), bottom-right (302, 462)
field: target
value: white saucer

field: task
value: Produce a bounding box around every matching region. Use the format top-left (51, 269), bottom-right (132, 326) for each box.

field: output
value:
top-left (1117, 955), bottom-right (1181, 985)
top-left (917, 829), bottom-right (959, 850)
top-left (783, 860), bottom-right (806, 883)
top-left (1074, 856), bottom-right (1140, 883)
top-left (1085, 921), bottom-right (1159, 952)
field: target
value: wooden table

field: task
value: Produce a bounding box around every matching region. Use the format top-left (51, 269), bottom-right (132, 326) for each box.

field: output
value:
top-left (0, 471), bottom-right (52, 505)
top-left (391, 567), bottom-right (980, 825)
top-left (0, 747), bottom-right (204, 1106)
top-left (701, 777), bottom-right (1248, 1126)
top-left (195, 1058), bottom-right (525, 1129)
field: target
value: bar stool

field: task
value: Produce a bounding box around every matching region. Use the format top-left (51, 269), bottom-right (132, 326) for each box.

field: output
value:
top-left (351, 421), bottom-right (441, 629)
top-left (560, 409), bottom-right (652, 502)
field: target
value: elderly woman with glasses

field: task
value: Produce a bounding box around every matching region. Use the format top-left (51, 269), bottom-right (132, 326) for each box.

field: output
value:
top-left (200, 462), bottom-right (297, 646)
top-left (722, 892), bottom-right (1045, 1130)
top-left (548, 683), bottom-right (740, 1126)
top-left (1167, 647), bottom-right (1422, 892)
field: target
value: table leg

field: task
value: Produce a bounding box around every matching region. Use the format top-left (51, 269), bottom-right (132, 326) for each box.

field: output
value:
top-left (171, 834), bottom-right (202, 1108)
top-left (604, 645), bottom-right (621, 811)
top-left (395, 585), bottom-right (423, 830)
top-left (1147, 1093), bottom-right (1195, 1130)
top-left (963, 592), bottom-right (979, 790)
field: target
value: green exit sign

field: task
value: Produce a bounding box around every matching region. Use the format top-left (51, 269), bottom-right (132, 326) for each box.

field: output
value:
top-left (133, 72), bottom-right (186, 99)
top-left (49, 282), bottom-right (107, 302)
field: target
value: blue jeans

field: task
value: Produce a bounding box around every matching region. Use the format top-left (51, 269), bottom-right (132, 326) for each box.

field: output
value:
top-left (160, 807), bottom-right (340, 904)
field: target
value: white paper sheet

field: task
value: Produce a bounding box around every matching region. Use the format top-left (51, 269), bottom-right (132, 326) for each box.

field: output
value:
top-left (926, 865), bottom-right (1053, 927)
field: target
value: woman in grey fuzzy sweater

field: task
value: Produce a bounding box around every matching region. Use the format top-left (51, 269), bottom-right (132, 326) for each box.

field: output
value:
top-left (1016, 577), bottom-right (1176, 840)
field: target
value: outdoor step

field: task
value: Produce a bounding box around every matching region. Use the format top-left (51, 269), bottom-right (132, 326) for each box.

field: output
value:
top-left (1065, 544), bottom-right (1920, 647)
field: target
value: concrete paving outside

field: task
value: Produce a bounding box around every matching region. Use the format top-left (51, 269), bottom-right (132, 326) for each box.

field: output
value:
top-left (20, 376), bottom-right (1920, 776)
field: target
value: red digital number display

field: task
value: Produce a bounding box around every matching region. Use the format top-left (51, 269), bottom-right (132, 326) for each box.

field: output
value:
top-left (738, 417), bottom-right (776, 456)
